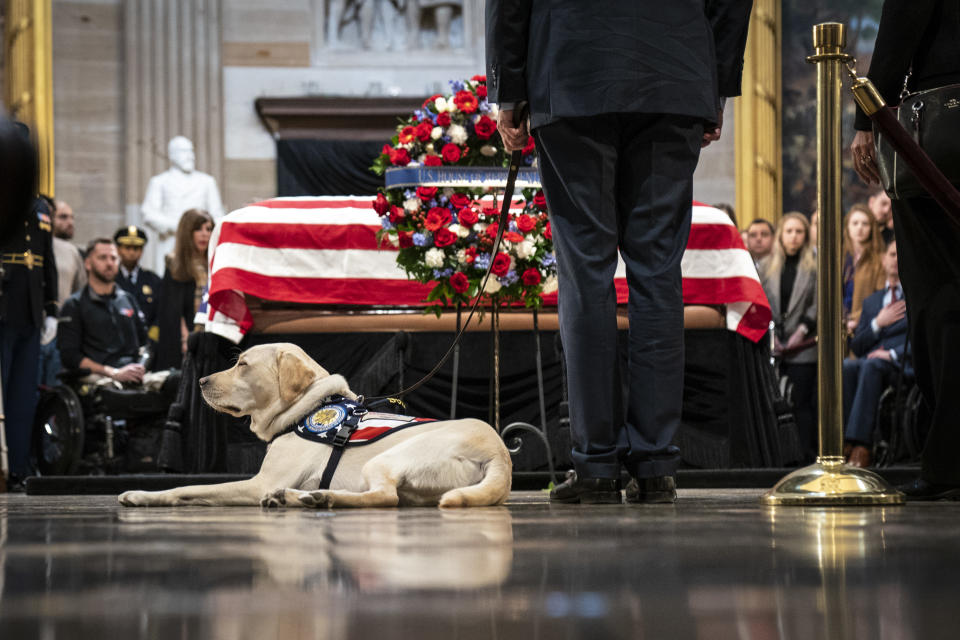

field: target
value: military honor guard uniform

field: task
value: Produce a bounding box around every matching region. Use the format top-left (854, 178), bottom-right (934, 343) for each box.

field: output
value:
top-left (114, 226), bottom-right (162, 347)
top-left (1, 198), bottom-right (59, 483)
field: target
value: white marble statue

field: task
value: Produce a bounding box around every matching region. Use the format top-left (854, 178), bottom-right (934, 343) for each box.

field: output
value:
top-left (141, 136), bottom-right (224, 274)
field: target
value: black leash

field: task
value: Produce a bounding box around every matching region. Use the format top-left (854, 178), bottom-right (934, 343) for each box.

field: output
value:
top-left (367, 104), bottom-right (530, 402)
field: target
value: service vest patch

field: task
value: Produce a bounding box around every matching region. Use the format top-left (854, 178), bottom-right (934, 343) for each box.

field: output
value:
top-left (291, 398), bottom-right (434, 446)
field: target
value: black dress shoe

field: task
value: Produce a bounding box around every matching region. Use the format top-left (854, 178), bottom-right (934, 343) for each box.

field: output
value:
top-left (625, 475), bottom-right (677, 504)
top-left (549, 471), bottom-right (622, 504)
top-left (898, 477), bottom-right (960, 501)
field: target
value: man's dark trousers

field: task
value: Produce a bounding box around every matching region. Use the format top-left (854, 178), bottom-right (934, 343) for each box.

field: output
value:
top-left (534, 113), bottom-right (703, 480)
top-left (842, 357), bottom-right (898, 445)
top-left (1, 321), bottom-right (41, 478)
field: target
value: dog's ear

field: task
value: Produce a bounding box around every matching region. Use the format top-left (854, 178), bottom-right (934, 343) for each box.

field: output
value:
top-left (277, 349), bottom-right (316, 404)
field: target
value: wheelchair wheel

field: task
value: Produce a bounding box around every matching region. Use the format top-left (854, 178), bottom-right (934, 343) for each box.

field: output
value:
top-left (901, 385), bottom-right (929, 461)
top-left (32, 385), bottom-right (85, 475)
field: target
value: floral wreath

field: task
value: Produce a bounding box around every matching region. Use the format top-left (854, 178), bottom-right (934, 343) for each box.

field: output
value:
top-left (371, 76), bottom-right (556, 312)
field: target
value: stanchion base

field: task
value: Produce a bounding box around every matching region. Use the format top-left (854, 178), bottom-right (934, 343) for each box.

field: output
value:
top-left (762, 456), bottom-right (905, 506)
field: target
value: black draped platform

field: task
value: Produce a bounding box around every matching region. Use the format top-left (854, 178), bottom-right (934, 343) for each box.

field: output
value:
top-left (157, 327), bottom-right (802, 476)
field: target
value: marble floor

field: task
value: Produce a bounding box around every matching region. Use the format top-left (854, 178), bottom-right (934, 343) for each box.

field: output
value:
top-left (1, 490), bottom-right (958, 639)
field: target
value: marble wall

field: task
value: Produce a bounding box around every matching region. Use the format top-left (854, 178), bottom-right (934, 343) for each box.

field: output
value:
top-left (49, 0), bottom-right (735, 245)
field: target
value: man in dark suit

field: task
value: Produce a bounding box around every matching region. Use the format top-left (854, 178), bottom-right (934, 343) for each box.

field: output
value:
top-left (842, 240), bottom-right (908, 468)
top-left (851, 0), bottom-right (960, 499)
top-left (486, 0), bottom-right (753, 503)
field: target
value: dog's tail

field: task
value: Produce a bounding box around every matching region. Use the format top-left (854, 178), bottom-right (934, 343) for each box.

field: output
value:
top-left (438, 449), bottom-right (512, 508)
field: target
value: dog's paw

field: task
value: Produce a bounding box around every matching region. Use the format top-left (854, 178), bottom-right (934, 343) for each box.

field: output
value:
top-left (118, 490), bottom-right (148, 507)
top-left (260, 488), bottom-right (288, 509)
top-left (300, 490), bottom-right (334, 509)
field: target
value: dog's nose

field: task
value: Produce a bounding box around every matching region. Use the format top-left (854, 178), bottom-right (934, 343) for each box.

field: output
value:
top-left (198, 376), bottom-right (209, 387)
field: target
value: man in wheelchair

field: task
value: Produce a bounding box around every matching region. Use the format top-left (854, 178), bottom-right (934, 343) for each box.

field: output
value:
top-left (842, 240), bottom-right (910, 468)
top-left (33, 238), bottom-right (178, 475)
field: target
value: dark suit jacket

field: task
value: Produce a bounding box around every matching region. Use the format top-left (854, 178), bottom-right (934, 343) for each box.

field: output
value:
top-left (849, 287), bottom-right (909, 362)
top-left (485, 0), bottom-right (753, 129)
top-left (759, 257), bottom-right (817, 364)
top-left (854, 0), bottom-right (960, 131)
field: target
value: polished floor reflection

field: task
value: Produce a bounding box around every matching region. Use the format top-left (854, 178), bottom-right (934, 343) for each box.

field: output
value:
top-left (1, 490), bottom-right (959, 639)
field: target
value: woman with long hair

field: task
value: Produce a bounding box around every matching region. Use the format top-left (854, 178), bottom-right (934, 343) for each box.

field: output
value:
top-left (759, 212), bottom-right (818, 460)
top-left (155, 208), bottom-right (214, 370)
top-left (842, 204), bottom-right (885, 332)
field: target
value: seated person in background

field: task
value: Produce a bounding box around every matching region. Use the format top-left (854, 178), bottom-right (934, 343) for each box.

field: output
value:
top-left (842, 240), bottom-right (908, 468)
top-left (58, 238), bottom-right (149, 386)
top-left (746, 218), bottom-right (775, 267)
top-left (114, 225), bottom-right (162, 351)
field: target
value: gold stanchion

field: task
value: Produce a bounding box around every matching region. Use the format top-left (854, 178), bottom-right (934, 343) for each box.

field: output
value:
top-left (763, 23), bottom-right (904, 506)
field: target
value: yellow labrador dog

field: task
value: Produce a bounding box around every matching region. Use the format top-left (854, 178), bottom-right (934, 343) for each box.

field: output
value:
top-left (118, 343), bottom-right (512, 508)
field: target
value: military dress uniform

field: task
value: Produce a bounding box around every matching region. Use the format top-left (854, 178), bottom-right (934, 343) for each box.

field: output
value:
top-left (1, 199), bottom-right (59, 480)
top-left (114, 226), bottom-right (162, 347)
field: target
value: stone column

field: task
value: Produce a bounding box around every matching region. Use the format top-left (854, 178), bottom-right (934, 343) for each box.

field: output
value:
top-left (124, 0), bottom-right (223, 232)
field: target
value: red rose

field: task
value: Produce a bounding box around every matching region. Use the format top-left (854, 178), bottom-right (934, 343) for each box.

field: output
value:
top-left (522, 136), bottom-right (536, 155)
top-left (425, 207), bottom-right (452, 231)
top-left (504, 231), bottom-right (524, 243)
top-left (448, 193), bottom-right (470, 208)
top-left (516, 214), bottom-right (536, 232)
top-left (465, 247), bottom-right (477, 263)
top-left (434, 227), bottom-right (457, 247)
top-left (389, 205), bottom-right (405, 224)
top-left (453, 90), bottom-right (479, 114)
top-left (474, 115), bottom-right (497, 140)
top-left (423, 94), bottom-right (443, 109)
top-left (382, 143), bottom-right (393, 156)
top-left (373, 192), bottom-right (390, 215)
top-left (491, 252), bottom-right (511, 276)
top-left (471, 74), bottom-right (486, 83)
top-left (458, 207), bottom-right (479, 226)
top-left (417, 186), bottom-right (438, 201)
top-left (450, 271), bottom-right (470, 293)
top-left (398, 125), bottom-right (416, 144)
top-left (522, 268), bottom-right (542, 286)
top-left (398, 231), bottom-right (413, 248)
top-left (476, 85), bottom-right (488, 99)
top-left (415, 122), bottom-right (433, 142)
top-left (442, 143), bottom-right (462, 164)
top-left (544, 221), bottom-right (552, 240)
top-left (533, 191), bottom-right (547, 208)
top-left (485, 222), bottom-right (499, 239)
top-left (389, 148), bottom-right (410, 166)
top-left (436, 112), bottom-right (451, 127)
top-left (423, 155), bottom-right (442, 167)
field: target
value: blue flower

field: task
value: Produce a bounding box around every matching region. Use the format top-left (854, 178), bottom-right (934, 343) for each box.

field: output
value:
top-left (442, 135), bottom-right (452, 144)
top-left (450, 80), bottom-right (465, 92)
top-left (414, 109), bottom-right (427, 121)
top-left (499, 271), bottom-right (519, 285)
top-left (542, 253), bottom-right (556, 267)
top-left (508, 221), bottom-right (518, 233)
top-left (438, 195), bottom-right (449, 205)
top-left (381, 218), bottom-right (394, 230)
top-left (474, 254), bottom-right (491, 270)
top-left (433, 268), bottom-right (454, 278)
top-left (523, 154), bottom-right (535, 166)
top-left (404, 189), bottom-right (416, 199)
top-left (412, 232), bottom-right (430, 247)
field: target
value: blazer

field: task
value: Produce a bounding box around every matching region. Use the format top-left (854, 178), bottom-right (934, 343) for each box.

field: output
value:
top-left (485, 0), bottom-right (754, 129)
top-left (760, 257), bottom-right (818, 364)
top-left (849, 287), bottom-right (909, 365)
top-left (847, 255), bottom-right (885, 328)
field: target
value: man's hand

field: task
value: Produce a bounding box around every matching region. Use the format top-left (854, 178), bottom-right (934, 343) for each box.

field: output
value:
top-left (851, 130), bottom-right (881, 185)
top-left (109, 363), bottom-right (145, 385)
top-left (867, 348), bottom-right (893, 361)
top-left (875, 299), bottom-right (906, 329)
top-left (41, 315), bottom-right (58, 346)
top-left (497, 109), bottom-right (529, 152)
top-left (702, 109), bottom-right (723, 148)
top-left (785, 325), bottom-right (809, 351)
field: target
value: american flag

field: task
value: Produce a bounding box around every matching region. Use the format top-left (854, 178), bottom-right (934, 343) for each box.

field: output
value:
top-left (206, 197), bottom-right (770, 343)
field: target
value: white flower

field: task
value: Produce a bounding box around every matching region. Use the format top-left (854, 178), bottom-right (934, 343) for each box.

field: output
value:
top-left (417, 154), bottom-right (426, 164)
top-left (434, 97), bottom-right (449, 112)
top-left (400, 142), bottom-right (413, 151)
top-left (476, 222), bottom-right (488, 234)
top-left (426, 142), bottom-right (435, 153)
top-left (425, 248), bottom-right (445, 268)
top-left (542, 275), bottom-right (558, 295)
top-left (480, 145), bottom-right (497, 157)
top-left (386, 232), bottom-right (399, 247)
top-left (515, 240), bottom-right (536, 259)
top-left (403, 198), bottom-right (421, 213)
top-left (489, 104), bottom-right (500, 119)
top-left (431, 127), bottom-right (443, 140)
top-left (456, 249), bottom-right (467, 264)
top-left (448, 224), bottom-right (470, 239)
top-left (482, 277), bottom-right (502, 294)
top-left (448, 124), bottom-right (468, 145)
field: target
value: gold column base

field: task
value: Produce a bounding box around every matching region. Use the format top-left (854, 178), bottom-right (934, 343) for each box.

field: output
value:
top-left (762, 457), bottom-right (906, 506)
